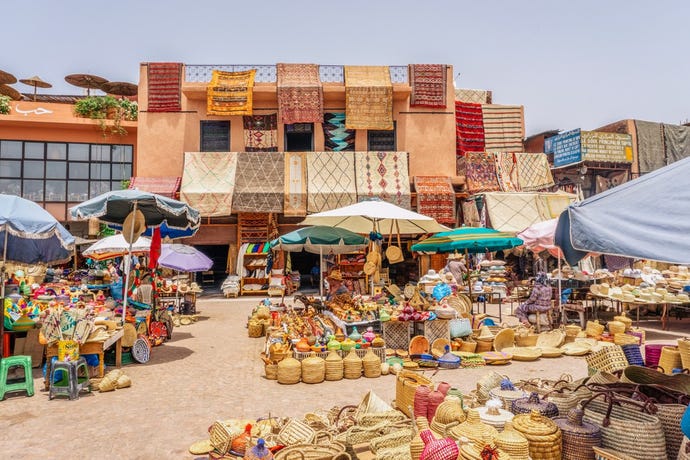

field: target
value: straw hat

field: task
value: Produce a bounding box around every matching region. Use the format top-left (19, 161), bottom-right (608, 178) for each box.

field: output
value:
top-left (363, 261), bottom-right (377, 276)
top-left (190, 282), bottom-right (203, 293)
top-left (448, 253), bottom-right (465, 260)
top-left (328, 269), bottom-right (344, 281)
top-left (122, 209), bottom-right (146, 244)
top-left (95, 319), bottom-right (117, 331)
top-left (560, 341), bottom-right (592, 356)
top-left (86, 325), bottom-right (110, 342)
top-left (476, 326), bottom-right (494, 341)
top-left (178, 284), bottom-right (190, 294)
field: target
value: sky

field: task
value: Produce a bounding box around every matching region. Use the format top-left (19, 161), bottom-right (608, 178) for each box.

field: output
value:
top-left (5, 0), bottom-right (690, 136)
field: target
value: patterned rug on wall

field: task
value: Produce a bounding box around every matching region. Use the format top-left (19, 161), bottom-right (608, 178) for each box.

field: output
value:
top-left (484, 192), bottom-right (544, 233)
top-left (481, 104), bottom-right (525, 152)
top-left (306, 151), bottom-right (357, 213)
top-left (207, 69), bottom-right (255, 116)
top-left (344, 66), bottom-right (393, 130)
top-left (354, 151), bottom-right (411, 209)
top-left (276, 63), bottom-right (323, 124)
top-left (147, 62), bottom-right (182, 112)
top-left (454, 88), bottom-right (492, 104)
top-left (494, 152), bottom-right (520, 192)
top-left (465, 151), bottom-right (500, 194)
top-left (461, 198), bottom-right (481, 227)
top-left (516, 153), bottom-right (554, 191)
top-left (129, 176), bottom-right (181, 198)
top-left (323, 113), bottom-right (355, 151)
top-left (284, 152), bottom-right (308, 217)
top-left (634, 120), bottom-right (665, 174)
top-left (414, 176), bottom-right (455, 225)
top-left (232, 152), bottom-right (284, 213)
top-left (455, 101), bottom-right (485, 155)
top-left (409, 64), bottom-right (447, 108)
top-left (243, 114), bottom-right (278, 151)
top-left (179, 152), bottom-right (237, 217)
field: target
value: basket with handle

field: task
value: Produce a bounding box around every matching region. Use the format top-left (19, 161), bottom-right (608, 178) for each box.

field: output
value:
top-left (553, 408), bottom-right (602, 460)
top-left (678, 337), bottom-right (690, 370)
top-left (586, 320), bottom-right (605, 338)
top-left (277, 418), bottom-right (317, 446)
top-left (585, 345), bottom-right (628, 374)
top-left (273, 443), bottom-right (349, 460)
top-left (658, 346), bottom-right (682, 375)
top-left (395, 370), bottom-right (433, 417)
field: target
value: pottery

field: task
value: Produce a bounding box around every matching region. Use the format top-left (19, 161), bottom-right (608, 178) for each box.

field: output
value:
top-left (341, 338), bottom-right (356, 352)
top-left (327, 336), bottom-right (341, 350)
top-left (295, 337), bottom-right (311, 352)
top-left (349, 327), bottom-right (362, 342)
top-left (363, 326), bottom-right (376, 343)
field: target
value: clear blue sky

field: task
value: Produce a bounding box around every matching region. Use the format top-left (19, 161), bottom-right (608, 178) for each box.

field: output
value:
top-left (5, 0), bottom-right (690, 135)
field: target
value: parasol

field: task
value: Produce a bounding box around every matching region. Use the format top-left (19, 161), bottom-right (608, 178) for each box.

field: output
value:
top-left (19, 75), bottom-right (52, 101)
top-left (82, 234), bottom-right (151, 261)
top-left (0, 69), bottom-right (17, 85)
top-left (411, 227), bottom-right (523, 254)
top-left (65, 73), bottom-right (109, 96)
top-left (0, 84), bottom-right (22, 101)
top-left (100, 81), bottom-right (138, 97)
top-left (158, 244), bottom-right (213, 272)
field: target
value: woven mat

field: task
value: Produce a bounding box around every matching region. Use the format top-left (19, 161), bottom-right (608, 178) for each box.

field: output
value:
top-left (409, 64), bottom-right (447, 108)
top-left (207, 69), bottom-right (255, 116)
top-left (180, 152), bottom-right (237, 217)
top-left (455, 101), bottom-right (485, 155)
top-left (147, 62), bottom-right (182, 112)
top-left (284, 152), bottom-right (307, 217)
top-left (277, 63), bottom-right (323, 124)
top-left (232, 152), bottom-right (284, 213)
top-left (516, 153), bottom-right (554, 191)
top-left (242, 114), bottom-right (278, 151)
top-left (484, 192), bottom-right (544, 233)
top-left (465, 152), bottom-right (500, 194)
top-left (129, 176), bottom-right (181, 198)
top-left (634, 120), bottom-right (665, 173)
top-left (663, 123), bottom-right (690, 165)
top-left (481, 104), bottom-right (525, 152)
top-left (462, 198), bottom-right (481, 227)
top-left (306, 152), bottom-right (357, 213)
top-left (344, 66), bottom-right (393, 130)
top-left (537, 192), bottom-right (575, 219)
top-left (454, 88), bottom-right (492, 104)
top-left (323, 113), bottom-right (355, 151)
top-left (414, 176), bottom-right (455, 225)
top-left (354, 151), bottom-right (411, 209)
top-left (494, 152), bottom-right (520, 192)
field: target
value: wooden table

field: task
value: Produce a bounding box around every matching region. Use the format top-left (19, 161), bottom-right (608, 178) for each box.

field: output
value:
top-left (45, 328), bottom-right (123, 390)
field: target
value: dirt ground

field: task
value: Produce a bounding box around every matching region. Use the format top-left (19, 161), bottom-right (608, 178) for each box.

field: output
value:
top-left (1, 295), bottom-right (688, 459)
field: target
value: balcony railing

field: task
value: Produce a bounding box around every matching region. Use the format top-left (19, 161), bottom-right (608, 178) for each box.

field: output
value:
top-left (185, 65), bottom-right (409, 84)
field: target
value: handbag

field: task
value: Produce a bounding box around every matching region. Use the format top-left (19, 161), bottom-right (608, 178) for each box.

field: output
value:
top-left (449, 317), bottom-right (471, 338)
top-left (385, 221), bottom-right (404, 264)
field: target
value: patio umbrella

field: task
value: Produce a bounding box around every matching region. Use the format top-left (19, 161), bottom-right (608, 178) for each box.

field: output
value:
top-left (64, 73), bottom-right (109, 96)
top-left (19, 75), bottom-right (52, 101)
top-left (411, 227), bottom-right (523, 254)
top-left (158, 244), bottom-right (213, 272)
top-left (0, 194), bottom-right (75, 358)
top-left (82, 234), bottom-right (151, 261)
top-left (517, 219), bottom-right (562, 258)
top-left (270, 226), bottom-right (368, 298)
top-left (0, 69), bottom-right (17, 85)
top-left (299, 198), bottom-right (449, 235)
top-left (100, 81), bottom-right (138, 97)
top-left (0, 84), bottom-right (22, 101)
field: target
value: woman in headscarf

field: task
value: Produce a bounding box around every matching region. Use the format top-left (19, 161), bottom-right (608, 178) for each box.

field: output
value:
top-left (515, 272), bottom-right (552, 326)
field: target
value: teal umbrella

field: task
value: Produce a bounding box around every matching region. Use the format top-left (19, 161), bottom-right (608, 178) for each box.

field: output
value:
top-left (411, 227), bottom-right (523, 254)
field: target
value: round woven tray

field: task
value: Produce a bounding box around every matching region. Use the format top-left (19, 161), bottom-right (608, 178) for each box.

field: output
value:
top-left (537, 346), bottom-right (564, 358)
top-left (481, 351), bottom-right (512, 365)
top-left (502, 346), bottom-right (542, 361)
top-left (560, 342), bottom-right (592, 356)
top-left (536, 329), bottom-right (566, 348)
top-left (493, 328), bottom-right (515, 352)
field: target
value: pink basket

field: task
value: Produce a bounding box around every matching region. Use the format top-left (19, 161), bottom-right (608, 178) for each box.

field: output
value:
top-left (645, 343), bottom-right (674, 368)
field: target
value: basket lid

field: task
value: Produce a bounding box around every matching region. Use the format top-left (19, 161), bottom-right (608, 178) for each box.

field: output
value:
top-left (495, 421), bottom-right (530, 459)
top-left (553, 408), bottom-right (600, 436)
top-left (512, 410), bottom-right (559, 436)
top-left (511, 392), bottom-right (559, 416)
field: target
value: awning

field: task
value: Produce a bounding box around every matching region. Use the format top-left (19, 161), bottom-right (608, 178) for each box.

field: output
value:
top-left (180, 152), bottom-right (237, 217)
top-left (129, 176), bottom-right (181, 198)
top-left (482, 191), bottom-right (576, 233)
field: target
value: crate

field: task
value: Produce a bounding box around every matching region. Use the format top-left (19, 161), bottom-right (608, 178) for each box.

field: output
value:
top-left (382, 321), bottom-right (411, 350)
top-left (423, 319), bottom-right (450, 344)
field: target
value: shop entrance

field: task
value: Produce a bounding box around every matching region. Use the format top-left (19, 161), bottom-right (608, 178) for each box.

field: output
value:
top-left (192, 244), bottom-right (229, 287)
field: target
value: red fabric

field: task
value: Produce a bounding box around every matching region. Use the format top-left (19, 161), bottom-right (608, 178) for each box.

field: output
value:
top-left (147, 62), bottom-right (183, 112)
top-left (409, 64), bottom-right (447, 108)
top-left (129, 176), bottom-right (181, 198)
top-left (149, 227), bottom-right (161, 269)
top-left (455, 101), bottom-right (485, 156)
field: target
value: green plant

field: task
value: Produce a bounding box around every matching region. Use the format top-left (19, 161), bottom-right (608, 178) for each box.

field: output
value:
top-left (119, 99), bottom-right (138, 121)
top-left (74, 96), bottom-right (136, 137)
top-left (0, 95), bottom-right (11, 115)
top-left (121, 179), bottom-right (131, 190)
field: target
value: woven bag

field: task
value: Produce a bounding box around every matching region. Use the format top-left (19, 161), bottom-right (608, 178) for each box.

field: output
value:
top-left (369, 428), bottom-right (412, 454)
top-left (620, 344), bottom-right (644, 366)
top-left (343, 348), bottom-right (362, 379)
top-left (248, 319), bottom-right (263, 338)
top-left (277, 418), bottom-right (316, 446)
top-left (679, 338), bottom-right (690, 370)
top-left (427, 389), bottom-right (445, 422)
top-left (411, 417), bottom-right (429, 460)
top-left (414, 385), bottom-right (432, 420)
top-left (209, 421), bottom-right (243, 454)
top-left (264, 363), bottom-right (278, 380)
top-left (585, 345), bottom-right (628, 373)
top-left (277, 356), bottom-right (301, 384)
top-left (301, 352), bottom-right (326, 384)
top-left (554, 408), bottom-right (601, 460)
top-left (659, 346), bottom-right (682, 375)
top-left (396, 370), bottom-right (433, 417)
top-left (419, 429), bottom-right (459, 460)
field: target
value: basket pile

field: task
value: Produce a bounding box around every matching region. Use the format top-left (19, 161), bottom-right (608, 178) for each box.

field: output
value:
top-left (554, 408), bottom-right (602, 460)
top-left (448, 408), bottom-right (499, 445)
top-left (301, 352), bottom-right (326, 384)
top-left (343, 349), bottom-right (362, 379)
top-left (585, 345), bottom-right (628, 374)
top-left (362, 348), bottom-right (381, 378)
top-left (512, 410), bottom-right (563, 460)
top-left (586, 320), bottom-right (605, 338)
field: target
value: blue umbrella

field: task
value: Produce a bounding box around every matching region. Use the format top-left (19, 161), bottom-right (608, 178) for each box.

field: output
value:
top-left (108, 221), bottom-right (196, 239)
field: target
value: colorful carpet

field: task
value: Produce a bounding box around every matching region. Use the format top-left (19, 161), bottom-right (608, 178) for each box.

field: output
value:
top-left (461, 199), bottom-right (481, 227)
top-left (494, 152), bottom-right (520, 192)
top-left (414, 176), bottom-right (455, 225)
top-left (409, 64), bottom-right (447, 108)
top-left (484, 192), bottom-right (544, 233)
top-left (147, 62), bottom-right (182, 112)
top-left (344, 66), bottom-right (393, 130)
top-left (634, 120), bottom-right (665, 173)
top-left (180, 152), bottom-right (237, 217)
top-left (323, 113), bottom-right (355, 151)
top-left (455, 101), bottom-right (485, 155)
top-left (276, 63), bottom-right (323, 124)
top-left (481, 104), bottom-right (525, 152)
top-left (232, 152), bottom-right (284, 213)
top-left (516, 153), bottom-right (554, 191)
top-left (354, 151), bottom-right (411, 209)
top-left (129, 176), bottom-right (181, 198)
top-left (306, 152), bottom-right (357, 213)
top-left (465, 152), bottom-right (500, 194)
top-left (207, 69), bottom-right (255, 116)
top-left (242, 114), bottom-right (278, 151)
top-left (284, 152), bottom-right (308, 217)
top-left (454, 88), bottom-right (492, 104)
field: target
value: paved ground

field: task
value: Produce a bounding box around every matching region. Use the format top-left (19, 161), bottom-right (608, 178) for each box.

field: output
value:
top-left (2, 294), bottom-right (689, 459)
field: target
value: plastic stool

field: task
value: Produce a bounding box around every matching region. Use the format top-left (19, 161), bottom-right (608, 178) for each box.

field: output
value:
top-left (0, 355), bottom-right (35, 400)
top-left (49, 357), bottom-right (91, 400)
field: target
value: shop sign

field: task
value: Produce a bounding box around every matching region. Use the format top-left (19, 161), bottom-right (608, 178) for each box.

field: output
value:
top-left (552, 129), bottom-right (582, 167)
top-left (581, 131), bottom-right (633, 163)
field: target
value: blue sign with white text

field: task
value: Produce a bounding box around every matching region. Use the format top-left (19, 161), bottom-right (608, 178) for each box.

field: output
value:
top-left (552, 129), bottom-right (582, 167)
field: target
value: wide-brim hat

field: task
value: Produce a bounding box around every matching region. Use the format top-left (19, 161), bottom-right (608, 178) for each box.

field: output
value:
top-left (493, 328), bottom-right (515, 352)
top-left (190, 282), bottom-right (203, 293)
top-left (122, 323), bottom-right (137, 347)
top-left (122, 209), bottom-right (146, 244)
top-left (328, 269), bottom-right (344, 281)
top-left (363, 261), bottom-right (377, 276)
top-left (95, 319), bottom-right (117, 331)
top-left (448, 253), bottom-right (465, 260)
top-left (178, 284), bottom-right (190, 293)
top-left (476, 325), bottom-right (494, 341)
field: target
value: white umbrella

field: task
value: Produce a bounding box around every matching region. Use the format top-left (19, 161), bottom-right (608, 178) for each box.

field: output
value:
top-left (83, 234), bottom-right (151, 261)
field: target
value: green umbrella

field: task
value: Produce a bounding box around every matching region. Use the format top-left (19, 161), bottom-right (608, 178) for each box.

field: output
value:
top-left (411, 227), bottom-right (523, 254)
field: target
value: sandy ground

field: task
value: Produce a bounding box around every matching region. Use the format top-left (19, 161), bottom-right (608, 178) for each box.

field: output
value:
top-left (1, 295), bottom-right (688, 459)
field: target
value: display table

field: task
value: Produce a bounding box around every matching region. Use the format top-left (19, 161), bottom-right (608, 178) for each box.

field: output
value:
top-left (44, 328), bottom-right (123, 390)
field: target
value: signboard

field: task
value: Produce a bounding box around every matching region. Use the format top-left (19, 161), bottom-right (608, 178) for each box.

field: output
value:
top-left (552, 129), bottom-right (582, 167)
top-left (581, 131), bottom-right (633, 163)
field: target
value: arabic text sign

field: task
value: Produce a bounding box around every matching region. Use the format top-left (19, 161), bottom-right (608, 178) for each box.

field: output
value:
top-left (552, 129), bottom-right (582, 167)
top-left (581, 131), bottom-right (633, 163)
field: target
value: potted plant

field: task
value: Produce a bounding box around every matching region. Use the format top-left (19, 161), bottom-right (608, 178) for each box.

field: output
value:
top-left (74, 96), bottom-right (136, 137)
top-left (0, 95), bottom-right (11, 115)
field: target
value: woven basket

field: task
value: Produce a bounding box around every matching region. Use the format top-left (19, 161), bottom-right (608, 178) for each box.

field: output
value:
top-left (512, 410), bottom-right (563, 460)
top-left (248, 320), bottom-right (264, 338)
top-left (489, 387), bottom-right (528, 411)
top-left (586, 320), bottom-right (605, 338)
top-left (369, 428), bottom-right (412, 454)
top-left (511, 392), bottom-right (559, 418)
top-left (613, 333), bottom-right (639, 346)
top-left (494, 421), bottom-right (530, 460)
top-left (659, 346), bottom-right (682, 375)
top-left (475, 371), bottom-right (505, 404)
top-left (343, 349), bottom-right (362, 379)
top-left (585, 345), bottom-right (628, 373)
top-left (644, 343), bottom-right (673, 368)
top-left (325, 350), bottom-right (344, 381)
top-left (277, 418), bottom-right (317, 446)
top-left (678, 338), bottom-right (690, 370)
top-left (536, 329), bottom-right (566, 348)
top-left (277, 356), bottom-right (301, 385)
top-left (432, 396), bottom-right (466, 425)
top-left (209, 421), bottom-right (242, 454)
top-left (459, 338), bottom-right (477, 353)
top-left (264, 363), bottom-right (278, 380)
top-left (409, 335), bottom-right (430, 356)
top-left (607, 321), bottom-right (626, 335)
top-left (301, 352), bottom-right (326, 384)
top-left (395, 370), bottom-right (433, 418)
top-left (554, 408), bottom-right (601, 460)
top-left (273, 442), bottom-right (346, 460)
top-left (515, 333), bottom-right (539, 347)
top-left (474, 338), bottom-right (493, 353)
top-left (362, 348), bottom-right (382, 378)
top-left (613, 313), bottom-right (633, 331)
top-left (591, 446), bottom-right (637, 460)
top-left (448, 408), bottom-right (499, 445)
top-left (431, 338), bottom-right (450, 358)
top-left (620, 344), bottom-right (644, 366)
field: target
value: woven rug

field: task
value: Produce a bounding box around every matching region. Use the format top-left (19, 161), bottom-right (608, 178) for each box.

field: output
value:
top-left (465, 152), bottom-right (500, 194)
top-left (481, 104), bottom-right (525, 152)
top-left (494, 152), bottom-right (520, 192)
top-left (536, 192), bottom-right (576, 219)
top-left (307, 152), bottom-right (357, 213)
top-left (180, 152), bottom-right (237, 217)
top-left (129, 176), bottom-right (181, 198)
top-left (454, 88), bottom-right (492, 104)
top-left (354, 151), bottom-right (411, 209)
top-left (484, 192), bottom-right (543, 233)
top-left (414, 176), bottom-right (455, 224)
top-left (516, 153), bottom-right (554, 191)
top-left (242, 114), bottom-right (278, 151)
top-left (232, 152), bottom-right (284, 213)
top-left (147, 62), bottom-right (182, 112)
top-left (323, 113), bottom-right (355, 151)
top-left (462, 198), bottom-right (481, 227)
top-left (455, 101), bottom-right (485, 155)
top-left (277, 63), bottom-right (323, 124)
top-left (207, 69), bottom-right (255, 116)
top-left (409, 64), bottom-right (447, 108)
top-left (634, 120), bottom-right (665, 173)
top-left (344, 66), bottom-right (393, 130)
top-left (663, 123), bottom-right (690, 165)
top-left (284, 152), bottom-right (307, 217)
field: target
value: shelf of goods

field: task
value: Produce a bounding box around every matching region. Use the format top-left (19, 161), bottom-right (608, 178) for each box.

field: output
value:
top-left (324, 310), bottom-right (380, 335)
top-left (241, 253), bottom-right (269, 295)
top-left (337, 253), bottom-right (368, 295)
top-left (478, 260), bottom-right (508, 299)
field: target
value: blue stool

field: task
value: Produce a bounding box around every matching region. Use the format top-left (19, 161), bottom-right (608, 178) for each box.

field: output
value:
top-left (0, 355), bottom-right (34, 400)
top-left (49, 357), bottom-right (91, 400)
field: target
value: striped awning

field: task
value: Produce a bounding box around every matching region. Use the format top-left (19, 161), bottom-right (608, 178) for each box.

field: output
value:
top-left (129, 176), bottom-right (181, 198)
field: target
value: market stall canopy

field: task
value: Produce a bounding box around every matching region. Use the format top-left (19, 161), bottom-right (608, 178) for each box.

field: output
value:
top-left (517, 218), bottom-right (562, 258)
top-left (299, 198), bottom-right (448, 235)
top-left (82, 234), bottom-right (151, 261)
top-left (411, 226), bottom-right (523, 254)
top-left (270, 226), bottom-right (368, 255)
top-left (555, 155), bottom-right (690, 265)
top-left (158, 244), bottom-right (213, 272)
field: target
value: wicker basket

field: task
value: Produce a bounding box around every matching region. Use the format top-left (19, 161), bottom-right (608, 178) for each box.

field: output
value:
top-left (277, 418), bottom-right (317, 446)
top-left (554, 408), bottom-right (601, 460)
top-left (362, 348), bottom-right (382, 378)
top-left (613, 333), bottom-right (639, 346)
top-left (620, 344), bottom-right (644, 366)
top-left (586, 320), bottom-right (605, 338)
top-left (264, 363), bottom-right (278, 380)
top-left (679, 337), bottom-right (690, 370)
top-left (343, 348), bottom-right (362, 379)
top-left (409, 335), bottom-right (430, 356)
top-left (512, 410), bottom-right (563, 460)
top-left (273, 443), bottom-right (348, 460)
top-left (475, 371), bottom-right (505, 404)
top-left (515, 333), bottom-right (539, 347)
top-left (613, 313), bottom-right (633, 331)
top-left (395, 370), bottom-right (433, 418)
top-left (591, 446), bottom-right (637, 460)
top-left (494, 421), bottom-right (531, 460)
top-left (489, 387), bottom-right (528, 411)
top-left (585, 345), bottom-right (628, 373)
top-left (607, 320), bottom-right (626, 335)
top-left (459, 338), bottom-right (477, 353)
top-left (209, 421), bottom-right (243, 454)
top-left (511, 392), bottom-right (559, 418)
top-left (431, 338), bottom-right (451, 358)
top-left (325, 350), bottom-right (344, 381)
top-left (659, 345), bottom-right (682, 375)
top-left (474, 338), bottom-right (493, 353)
top-left (432, 396), bottom-right (466, 425)
top-left (536, 329), bottom-right (566, 348)
top-left (248, 320), bottom-right (264, 338)
top-left (277, 356), bottom-right (301, 385)
top-left (301, 352), bottom-right (326, 384)
top-left (447, 408), bottom-right (499, 444)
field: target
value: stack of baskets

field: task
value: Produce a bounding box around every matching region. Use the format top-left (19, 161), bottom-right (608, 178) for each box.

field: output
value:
top-left (430, 396), bottom-right (466, 436)
top-left (362, 348), bottom-right (381, 378)
top-left (325, 350), bottom-right (344, 381)
top-left (659, 345), bottom-right (682, 375)
top-left (553, 408), bottom-right (601, 460)
top-left (586, 320), bottom-right (605, 338)
top-left (607, 320), bottom-right (626, 335)
top-left (277, 356), bottom-right (301, 384)
top-left (301, 352), bottom-right (326, 384)
top-left (494, 421), bottom-right (531, 460)
top-left (343, 349), bottom-right (362, 379)
top-left (613, 312), bottom-right (633, 331)
top-left (395, 370), bottom-right (433, 418)
top-left (564, 324), bottom-right (582, 343)
top-left (512, 410), bottom-right (563, 460)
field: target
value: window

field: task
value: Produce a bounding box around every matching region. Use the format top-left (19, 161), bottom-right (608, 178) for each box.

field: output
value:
top-left (200, 121), bottom-right (230, 152)
top-left (367, 123), bottom-right (397, 151)
top-left (285, 123), bottom-right (313, 151)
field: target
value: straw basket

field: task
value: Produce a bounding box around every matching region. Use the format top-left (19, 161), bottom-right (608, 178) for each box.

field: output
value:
top-left (489, 387), bottom-right (528, 411)
top-left (459, 338), bottom-right (477, 353)
top-left (395, 370), bottom-right (433, 417)
top-left (607, 321), bottom-right (626, 335)
top-left (248, 320), bottom-right (264, 338)
top-left (586, 320), bottom-right (605, 338)
top-left (475, 337), bottom-right (493, 353)
top-left (613, 333), bottom-right (639, 346)
top-left (362, 348), bottom-right (382, 378)
top-left (409, 335), bottom-right (430, 356)
top-left (277, 418), bottom-right (317, 446)
top-left (432, 396), bottom-right (466, 426)
top-left (591, 446), bottom-right (637, 460)
top-left (264, 363), bottom-right (278, 380)
top-left (277, 356), bottom-right (302, 385)
top-left (495, 421), bottom-right (531, 460)
top-left (536, 329), bottom-right (566, 348)
top-left (325, 350), bottom-right (344, 381)
top-left (431, 338), bottom-right (451, 358)
top-left (585, 345), bottom-right (628, 374)
top-left (511, 392), bottom-right (559, 418)
top-left (448, 408), bottom-right (499, 444)
top-left (554, 408), bottom-right (602, 460)
top-left (658, 346), bottom-right (682, 375)
top-left (512, 410), bottom-right (563, 460)
top-left (410, 417), bottom-right (428, 460)
top-left (621, 344), bottom-right (644, 366)
top-left (343, 349), bottom-right (362, 379)
top-left (515, 333), bottom-right (539, 347)
top-left (209, 421), bottom-right (243, 455)
top-left (273, 443), bottom-right (348, 460)
top-left (613, 313), bottom-right (633, 331)
top-left (301, 352), bottom-right (326, 384)
top-left (678, 337), bottom-right (690, 370)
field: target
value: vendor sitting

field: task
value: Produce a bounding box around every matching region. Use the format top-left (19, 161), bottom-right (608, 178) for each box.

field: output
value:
top-left (515, 272), bottom-right (553, 327)
top-left (326, 270), bottom-right (349, 300)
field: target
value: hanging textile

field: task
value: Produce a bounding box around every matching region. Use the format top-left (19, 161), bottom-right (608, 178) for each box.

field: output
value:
top-left (663, 123), bottom-right (690, 165)
top-left (408, 64), bottom-right (447, 108)
top-left (344, 66), bottom-right (393, 130)
top-left (180, 152), bottom-right (237, 217)
top-left (484, 192), bottom-right (543, 233)
top-left (481, 104), bottom-right (525, 152)
top-left (232, 152), bottom-right (285, 213)
top-left (207, 69), bottom-right (255, 116)
top-left (323, 113), bottom-right (355, 151)
top-left (276, 63), bottom-right (323, 124)
top-left (242, 114), bottom-right (278, 152)
top-left (146, 62), bottom-right (182, 112)
top-left (595, 170), bottom-right (629, 194)
top-left (128, 177), bottom-right (181, 198)
top-left (465, 152), bottom-right (500, 194)
top-left (515, 153), bottom-right (554, 192)
top-left (283, 152), bottom-right (308, 217)
top-left (307, 152), bottom-right (357, 213)
top-left (414, 176), bottom-right (455, 225)
top-left (494, 152), bottom-right (520, 192)
top-left (354, 151), bottom-right (411, 209)
top-left (634, 120), bottom-right (666, 174)
top-left (454, 88), bottom-right (492, 104)
top-left (455, 101), bottom-right (485, 155)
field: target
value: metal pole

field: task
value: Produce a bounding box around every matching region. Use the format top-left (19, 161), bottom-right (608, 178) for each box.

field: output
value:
top-left (120, 201), bottom-right (138, 325)
top-left (558, 256), bottom-right (563, 325)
